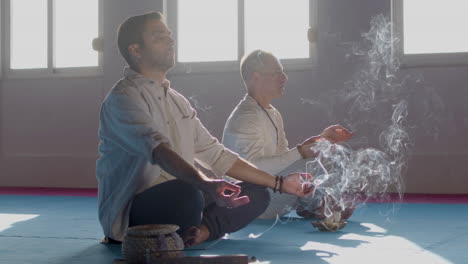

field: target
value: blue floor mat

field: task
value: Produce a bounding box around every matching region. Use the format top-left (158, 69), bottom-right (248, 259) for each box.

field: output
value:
top-left (1, 195), bottom-right (467, 264)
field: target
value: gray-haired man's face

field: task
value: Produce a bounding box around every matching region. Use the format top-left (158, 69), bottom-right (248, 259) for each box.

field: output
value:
top-left (255, 56), bottom-right (288, 99)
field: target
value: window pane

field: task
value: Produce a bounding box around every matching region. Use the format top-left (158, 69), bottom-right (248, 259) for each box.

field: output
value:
top-left (178, 0), bottom-right (237, 62)
top-left (55, 0), bottom-right (99, 68)
top-left (245, 0), bottom-right (309, 59)
top-left (10, 0), bottom-right (48, 69)
top-left (404, 0), bottom-right (468, 54)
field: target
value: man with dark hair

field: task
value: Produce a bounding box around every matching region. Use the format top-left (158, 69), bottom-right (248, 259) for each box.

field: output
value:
top-left (96, 12), bottom-right (313, 248)
top-left (223, 49), bottom-right (354, 221)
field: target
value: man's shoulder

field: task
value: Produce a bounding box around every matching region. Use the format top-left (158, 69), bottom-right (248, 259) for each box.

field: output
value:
top-left (226, 99), bottom-right (262, 126)
top-left (101, 78), bottom-right (141, 107)
top-left (233, 98), bottom-right (261, 116)
top-left (112, 78), bottom-right (139, 94)
top-left (168, 88), bottom-right (188, 101)
top-left (168, 88), bottom-right (193, 109)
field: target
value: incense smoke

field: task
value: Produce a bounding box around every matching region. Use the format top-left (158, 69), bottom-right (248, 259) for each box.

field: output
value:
top-left (302, 14), bottom-right (411, 216)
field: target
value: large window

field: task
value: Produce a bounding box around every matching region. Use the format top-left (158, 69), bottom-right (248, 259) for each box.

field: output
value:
top-left (167, 0), bottom-right (317, 73)
top-left (3, 0), bottom-right (102, 78)
top-left (392, 0), bottom-right (468, 66)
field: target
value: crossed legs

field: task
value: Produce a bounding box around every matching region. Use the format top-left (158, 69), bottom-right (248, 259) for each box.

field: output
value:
top-left (128, 179), bottom-right (269, 247)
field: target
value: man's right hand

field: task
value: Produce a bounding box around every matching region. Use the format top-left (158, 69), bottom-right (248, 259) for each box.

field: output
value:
top-left (298, 136), bottom-right (322, 159)
top-left (207, 180), bottom-right (250, 208)
top-left (282, 173), bottom-right (314, 197)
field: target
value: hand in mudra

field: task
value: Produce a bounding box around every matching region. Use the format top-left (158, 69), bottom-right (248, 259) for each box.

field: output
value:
top-left (211, 180), bottom-right (250, 208)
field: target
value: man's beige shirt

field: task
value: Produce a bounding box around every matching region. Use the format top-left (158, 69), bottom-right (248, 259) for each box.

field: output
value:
top-left (96, 68), bottom-right (238, 241)
top-left (222, 94), bottom-right (301, 175)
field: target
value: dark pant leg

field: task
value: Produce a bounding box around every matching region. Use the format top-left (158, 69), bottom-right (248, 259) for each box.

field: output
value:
top-left (129, 179), bottom-right (204, 235)
top-left (202, 183), bottom-right (270, 240)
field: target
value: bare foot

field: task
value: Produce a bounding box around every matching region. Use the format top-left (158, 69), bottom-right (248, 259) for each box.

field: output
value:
top-left (312, 219), bottom-right (347, 232)
top-left (311, 210), bottom-right (347, 232)
top-left (296, 209), bottom-right (325, 219)
top-left (181, 224), bottom-right (210, 248)
top-left (296, 205), bottom-right (326, 220)
top-left (341, 206), bottom-right (355, 220)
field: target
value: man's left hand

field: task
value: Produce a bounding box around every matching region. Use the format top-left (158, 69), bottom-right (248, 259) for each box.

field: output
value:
top-left (320, 124), bottom-right (353, 143)
top-left (211, 180), bottom-right (250, 208)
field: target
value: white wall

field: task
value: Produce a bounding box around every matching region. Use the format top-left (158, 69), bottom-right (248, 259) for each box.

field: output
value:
top-left (0, 0), bottom-right (162, 187)
top-left (1, 0), bottom-right (467, 193)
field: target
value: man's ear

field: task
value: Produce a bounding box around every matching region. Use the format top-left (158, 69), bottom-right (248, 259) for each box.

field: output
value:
top-left (128, 44), bottom-right (141, 58)
top-left (251, 71), bottom-right (261, 82)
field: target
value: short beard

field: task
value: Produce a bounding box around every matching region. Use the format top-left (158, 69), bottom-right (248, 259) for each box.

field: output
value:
top-left (153, 56), bottom-right (175, 72)
top-left (155, 65), bottom-right (172, 73)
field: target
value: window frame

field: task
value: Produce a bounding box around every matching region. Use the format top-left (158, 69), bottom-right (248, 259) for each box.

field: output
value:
top-left (165, 0), bottom-right (318, 74)
top-left (392, 0), bottom-right (468, 67)
top-left (1, 0), bottom-right (103, 79)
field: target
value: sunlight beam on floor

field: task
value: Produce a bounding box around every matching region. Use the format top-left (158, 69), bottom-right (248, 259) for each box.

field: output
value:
top-left (0, 213), bottom-right (39, 232)
top-left (300, 223), bottom-right (453, 264)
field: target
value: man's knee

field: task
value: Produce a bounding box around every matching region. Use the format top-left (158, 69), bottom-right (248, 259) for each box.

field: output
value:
top-left (241, 184), bottom-right (271, 215)
top-left (161, 181), bottom-right (204, 231)
top-left (172, 181), bottom-right (204, 210)
top-left (130, 180), bottom-right (205, 229)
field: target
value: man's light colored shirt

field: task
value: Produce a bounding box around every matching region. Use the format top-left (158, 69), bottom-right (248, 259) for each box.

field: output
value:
top-left (222, 94), bottom-right (301, 175)
top-left (223, 94), bottom-right (319, 219)
top-left (97, 68), bottom-right (238, 241)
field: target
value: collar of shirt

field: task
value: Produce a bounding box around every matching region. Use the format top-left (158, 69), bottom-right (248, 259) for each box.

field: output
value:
top-left (245, 94), bottom-right (277, 112)
top-left (123, 67), bottom-right (170, 95)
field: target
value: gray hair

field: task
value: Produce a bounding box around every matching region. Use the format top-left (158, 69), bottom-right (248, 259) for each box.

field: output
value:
top-left (240, 49), bottom-right (274, 83)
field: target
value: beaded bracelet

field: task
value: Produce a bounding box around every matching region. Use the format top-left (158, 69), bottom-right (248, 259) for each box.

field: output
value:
top-left (279, 176), bottom-right (283, 194)
top-left (274, 176), bottom-right (280, 193)
top-left (274, 176), bottom-right (284, 194)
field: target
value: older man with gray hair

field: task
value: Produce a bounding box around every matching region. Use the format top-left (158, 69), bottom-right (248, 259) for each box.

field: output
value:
top-left (222, 49), bottom-right (354, 220)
